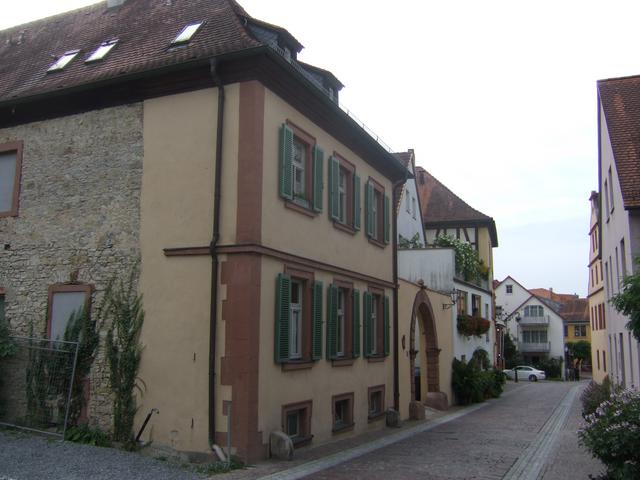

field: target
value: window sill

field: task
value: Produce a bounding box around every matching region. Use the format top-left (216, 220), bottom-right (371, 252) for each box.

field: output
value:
top-left (331, 358), bottom-right (355, 367)
top-left (367, 237), bottom-right (386, 249)
top-left (332, 422), bottom-right (354, 434)
top-left (366, 355), bottom-right (386, 363)
top-left (333, 221), bottom-right (356, 236)
top-left (367, 412), bottom-right (385, 423)
top-left (291, 434), bottom-right (313, 447)
top-left (285, 200), bottom-right (317, 218)
top-left (281, 360), bottom-right (314, 371)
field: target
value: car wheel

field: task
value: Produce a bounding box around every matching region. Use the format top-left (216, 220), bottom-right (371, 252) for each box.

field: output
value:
top-left (529, 375), bottom-right (537, 382)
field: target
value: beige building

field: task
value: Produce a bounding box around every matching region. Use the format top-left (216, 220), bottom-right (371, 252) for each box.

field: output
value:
top-left (0, 0), bottom-right (411, 462)
top-left (588, 191), bottom-right (608, 383)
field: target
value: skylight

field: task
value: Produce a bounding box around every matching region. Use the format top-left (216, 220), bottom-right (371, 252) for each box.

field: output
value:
top-left (171, 22), bottom-right (203, 45)
top-left (86, 40), bottom-right (118, 63)
top-left (48, 50), bottom-right (80, 72)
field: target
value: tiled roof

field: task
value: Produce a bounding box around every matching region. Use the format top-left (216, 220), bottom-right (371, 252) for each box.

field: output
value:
top-left (393, 150), bottom-right (414, 214)
top-left (559, 298), bottom-right (589, 323)
top-left (0, 0), bottom-right (267, 104)
top-left (598, 75), bottom-right (640, 209)
top-left (529, 288), bottom-right (578, 303)
top-left (415, 166), bottom-right (498, 246)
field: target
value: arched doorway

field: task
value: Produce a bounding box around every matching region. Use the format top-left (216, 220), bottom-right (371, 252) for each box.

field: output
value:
top-left (409, 287), bottom-right (447, 415)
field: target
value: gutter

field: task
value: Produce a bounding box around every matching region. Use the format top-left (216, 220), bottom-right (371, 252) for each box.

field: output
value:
top-left (392, 176), bottom-right (407, 412)
top-left (208, 58), bottom-right (225, 451)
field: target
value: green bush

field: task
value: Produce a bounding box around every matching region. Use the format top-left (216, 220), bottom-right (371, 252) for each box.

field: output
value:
top-left (580, 376), bottom-right (611, 417)
top-left (65, 424), bottom-right (112, 447)
top-left (452, 358), bottom-right (504, 405)
top-left (533, 357), bottom-right (563, 379)
top-left (579, 387), bottom-right (640, 479)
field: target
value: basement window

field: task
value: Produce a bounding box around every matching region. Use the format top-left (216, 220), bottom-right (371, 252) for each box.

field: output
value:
top-left (86, 40), bottom-right (118, 63)
top-left (48, 50), bottom-right (80, 72)
top-left (171, 22), bottom-right (203, 45)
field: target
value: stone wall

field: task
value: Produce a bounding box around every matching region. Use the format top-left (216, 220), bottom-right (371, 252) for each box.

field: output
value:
top-left (0, 104), bottom-right (143, 431)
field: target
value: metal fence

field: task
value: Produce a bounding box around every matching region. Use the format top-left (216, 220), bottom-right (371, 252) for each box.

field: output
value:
top-left (0, 336), bottom-right (79, 438)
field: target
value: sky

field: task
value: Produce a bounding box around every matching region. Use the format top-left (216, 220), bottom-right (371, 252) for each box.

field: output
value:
top-left (4, 1), bottom-right (640, 297)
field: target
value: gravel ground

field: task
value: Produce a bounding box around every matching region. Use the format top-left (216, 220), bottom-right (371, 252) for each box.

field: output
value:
top-left (0, 430), bottom-right (206, 480)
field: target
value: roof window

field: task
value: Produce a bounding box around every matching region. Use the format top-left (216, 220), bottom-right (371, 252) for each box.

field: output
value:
top-left (171, 22), bottom-right (203, 45)
top-left (86, 40), bottom-right (118, 63)
top-left (48, 50), bottom-right (80, 72)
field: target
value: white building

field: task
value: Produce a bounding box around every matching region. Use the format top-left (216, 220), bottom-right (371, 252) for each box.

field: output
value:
top-left (597, 75), bottom-right (640, 389)
top-left (495, 277), bottom-right (565, 365)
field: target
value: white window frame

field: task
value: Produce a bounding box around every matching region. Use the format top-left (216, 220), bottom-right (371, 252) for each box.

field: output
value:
top-left (338, 168), bottom-right (347, 224)
top-left (371, 297), bottom-right (378, 354)
top-left (372, 190), bottom-right (379, 240)
top-left (337, 289), bottom-right (345, 357)
top-left (292, 138), bottom-right (306, 199)
top-left (290, 281), bottom-right (302, 359)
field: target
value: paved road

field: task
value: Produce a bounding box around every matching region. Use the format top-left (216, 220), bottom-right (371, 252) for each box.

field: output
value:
top-left (267, 381), bottom-right (605, 480)
top-left (0, 381), bottom-right (605, 480)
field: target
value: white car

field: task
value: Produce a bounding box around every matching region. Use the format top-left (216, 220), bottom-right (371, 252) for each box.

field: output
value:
top-left (503, 365), bottom-right (546, 382)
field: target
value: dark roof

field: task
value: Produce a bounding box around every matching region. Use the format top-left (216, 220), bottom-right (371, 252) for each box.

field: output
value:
top-left (392, 150), bottom-right (415, 214)
top-left (559, 298), bottom-right (589, 323)
top-left (0, 0), bottom-right (277, 104)
top-left (598, 75), bottom-right (640, 209)
top-left (415, 166), bottom-right (498, 246)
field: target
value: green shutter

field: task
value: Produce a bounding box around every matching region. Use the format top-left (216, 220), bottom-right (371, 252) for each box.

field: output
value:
top-left (363, 291), bottom-right (372, 357)
top-left (313, 146), bottom-right (324, 212)
top-left (327, 284), bottom-right (338, 359)
top-left (274, 273), bottom-right (291, 363)
top-left (279, 124), bottom-right (294, 200)
top-left (312, 281), bottom-right (323, 360)
top-left (383, 194), bottom-right (390, 244)
top-left (383, 295), bottom-right (390, 356)
top-left (329, 156), bottom-right (340, 221)
top-left (352, 289), bottom-right (360, 358)
top-left (365, 182), bottom-right (374, 238)
top-left (353, 174), bottom-right (361, 231)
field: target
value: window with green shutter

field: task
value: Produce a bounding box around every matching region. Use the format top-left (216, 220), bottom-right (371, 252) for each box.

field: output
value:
top-left (278, 122), bottom-right (323, 215)
top-left (363, 290), bottom-right (388, 358)
top-left (353, 175), bottom-right (361, 231)
top-left (327, 284), bottom-right (338, 359)
top-left (352, 289), bottom-right (360, 357)
top-left (275, 270), bottom-right (322, 365)
top-left (383, 295), bottom-right (390, 356)
top-left (329, 154), bottom-right (358, 231)
top-left (364, 179), bottom-right (387, 245)
top-left (363, 291), bottom-right (372, 357)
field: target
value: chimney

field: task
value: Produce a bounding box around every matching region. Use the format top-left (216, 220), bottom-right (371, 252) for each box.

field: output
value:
top-left (107, 0), bottom-right (126, 8)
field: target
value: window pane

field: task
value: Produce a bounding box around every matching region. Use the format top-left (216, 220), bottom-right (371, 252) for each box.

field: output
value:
top-left (286, 411), bottom-right (299, 437)
top-left (0, 151), bottom-right (17, 212)
top-left (50, 291), bottom-right (86, 340)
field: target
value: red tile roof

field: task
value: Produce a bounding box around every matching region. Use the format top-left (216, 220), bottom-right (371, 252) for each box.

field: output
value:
top-left (0, 0), bottom-right (270, 104)
top-left (415, 166), bottom-right (498, 246)
top-left (598, 75), bottom-right (640, 209)
top-left (529, 288), bottom-right (578, 303)
top-left (559, 298), bottom-right (589, 323)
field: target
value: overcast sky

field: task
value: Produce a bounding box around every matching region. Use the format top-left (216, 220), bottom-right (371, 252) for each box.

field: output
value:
top-left (5, 1), bottom-right (640, 297)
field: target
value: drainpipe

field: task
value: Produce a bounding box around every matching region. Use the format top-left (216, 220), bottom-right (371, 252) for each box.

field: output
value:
top-left (208, 58), bottom-right (225, 450)
top-left (392, 177), bottom-right (406, 412)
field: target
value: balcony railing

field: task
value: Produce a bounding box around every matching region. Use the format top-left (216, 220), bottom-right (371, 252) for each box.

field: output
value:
top-left (519, 315), bottom-right (550, 326)
top-left (518, 341), bottom-right (551, 353)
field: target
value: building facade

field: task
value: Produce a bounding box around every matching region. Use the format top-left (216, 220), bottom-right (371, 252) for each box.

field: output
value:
top-left (588, 191), bottom-right (608, 383)
top-left (0, 0), bottom-right (410, 461)
top-left (598, 75), bottom-right (640, 389)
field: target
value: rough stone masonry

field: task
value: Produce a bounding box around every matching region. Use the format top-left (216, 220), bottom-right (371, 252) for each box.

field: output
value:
top-left (0, 103), bottom-right (143, 431)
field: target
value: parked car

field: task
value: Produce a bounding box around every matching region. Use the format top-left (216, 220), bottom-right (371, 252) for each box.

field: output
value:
top-left (503, 365), bottom-right (546, 382)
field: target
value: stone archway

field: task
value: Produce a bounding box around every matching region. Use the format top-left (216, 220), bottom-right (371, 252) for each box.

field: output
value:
top-left (408, 287), bottom-right (448, 417)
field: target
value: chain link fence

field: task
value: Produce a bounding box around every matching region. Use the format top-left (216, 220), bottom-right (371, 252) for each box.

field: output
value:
top-left (0, 336), bottom-right (79, 438)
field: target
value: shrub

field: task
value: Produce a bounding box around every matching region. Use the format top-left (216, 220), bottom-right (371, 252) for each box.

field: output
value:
top-left (579, 387), bottom-right (640, 479)
top-left (65, 424), bottom-right (112, 447)
top-left (533, 357), bottom-right (563, 379)
top-left (470, 348), bottom-right (491, 370)
top-left (580, 376), bottom-right (611, 417)
top-left (452, 358), bottom-right (504, 405)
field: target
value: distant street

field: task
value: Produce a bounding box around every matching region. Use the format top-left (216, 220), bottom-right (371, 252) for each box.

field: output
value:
top-left (292, 381), bottom-right (604, 480)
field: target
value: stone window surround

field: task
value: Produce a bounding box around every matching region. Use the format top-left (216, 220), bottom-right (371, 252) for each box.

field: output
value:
top-left (281, 399), bottom-right (313, 447)
top-left (284, 120), bottom-right (317, 218)
top-left (331, 153), bottom-right (356, 235)
top-left (330, 278), bottom-right (355, 365)
top-left (280, 265), bottom-right (315, 371)
top-left (367, 176), bottom-right (386, 248)
top-left (46, 283), bottom-right (93, 339)
top-left (0, 140), bottom-right (24, 218)
top-left (331, 391), bottom-right (354, 433)
top-left (368, 384), bottom-right (385, 421)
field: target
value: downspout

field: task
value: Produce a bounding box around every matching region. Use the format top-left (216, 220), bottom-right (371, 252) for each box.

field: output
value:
top-left (208, 58), bottom-right (225, 450)
top-left (392, 176), bottom-right (407, 412)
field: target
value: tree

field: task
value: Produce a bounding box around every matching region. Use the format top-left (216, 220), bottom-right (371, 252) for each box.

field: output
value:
top-left (566, 340), bottom-right (591, 363)
top-left (610, 257), bottom-right (640, 341)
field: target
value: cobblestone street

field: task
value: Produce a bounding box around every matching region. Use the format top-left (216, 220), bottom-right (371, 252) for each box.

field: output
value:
top-left (0, 381), bottom-right (605, 480)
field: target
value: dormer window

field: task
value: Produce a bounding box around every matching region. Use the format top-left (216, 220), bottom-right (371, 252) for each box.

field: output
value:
top-left (48, 50), bottom-right (79, 72)
top-left (86, 40), bottom-right (118, 63)
top-left (171, 22), bottom-right (203, 45)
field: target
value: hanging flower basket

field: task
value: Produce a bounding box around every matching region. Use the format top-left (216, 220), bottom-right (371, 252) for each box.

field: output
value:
top-left (457, 314), bottom-right (491, 337)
